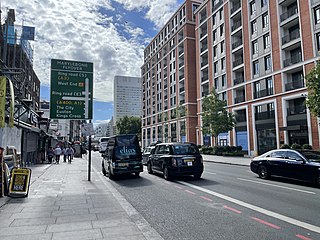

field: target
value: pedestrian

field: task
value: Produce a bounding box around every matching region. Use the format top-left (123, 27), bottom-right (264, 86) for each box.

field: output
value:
top-left (54, 145), bottom-right (62, 164)
top-left (63, 147), bottom-right (68, 162)
top-left (67, 146), bottom-right (72, 163)
top-left (47, 147), bottom-right (54, 164)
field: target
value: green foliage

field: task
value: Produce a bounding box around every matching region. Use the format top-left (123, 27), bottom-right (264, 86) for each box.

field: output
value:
top-left (201, 89), bottom-right (236, 145)
top-left (305, 62), bottom-right (320, 118)
top-left (280, 144), bottom-right (291, 149)
top-left (116, 116), bottom-right (141, 137)
top-left (302, 144), bottom-right (312, 150)
top-left (291, 143), bottom-right (302, 150)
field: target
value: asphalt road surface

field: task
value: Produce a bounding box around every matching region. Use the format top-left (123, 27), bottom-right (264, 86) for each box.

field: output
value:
top-left (91, 151), bottom-right (320, 240)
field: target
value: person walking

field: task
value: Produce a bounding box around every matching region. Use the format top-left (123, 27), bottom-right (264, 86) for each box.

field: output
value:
top-left (63, 147), bottom-right (68, 162)
top-left (54, 145), bottom-right (62, 164)
top-left (47, 147), bottom-right (54, 164)
top-left (67, 146), bottom-right (72, 163)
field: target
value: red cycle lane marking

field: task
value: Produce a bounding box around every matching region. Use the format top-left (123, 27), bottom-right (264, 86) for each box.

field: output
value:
top-left (251, 217), bottom-right (281, 230)
top-left (200, 196), bottom-right (213, 202)
top-left (296, 234), bottom-right (313, 240)
top-left (185, 190), bottom-right (196, 195)
top-left (174, 185), bottom-right (183, 189)
top-left (223, 205), bottom-right (242, 214)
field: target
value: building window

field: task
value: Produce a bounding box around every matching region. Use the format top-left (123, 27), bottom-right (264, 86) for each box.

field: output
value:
top-left (212, 14), bottom-right (216, 26)
top-left (220, 25), bottom-right (224, 36)
top-left (214, 78), bottom-right (218, 89)
top-left (251, 20), bottom-right (257, 35)
top-left (221, 57), bottom-right (225, 70)
top-left (222, 74), bottom-right (226, 87)
top-left (220, 9), bottom-right (223, 20)
top-left (213, 30), bottom-right (217, 42)
top-left (213, 46), bottom-right (217, 57)
top-left (221, 41), bottom-right (224, 53)
top-left (262, 13), bottom-right (269, 28)
top-left (263, 34), bottom-right (270, 49)
top-left (252, 40), bottom-right (258, 55)
top-left (253, 60), bottom-right (259, 75)
top-left (261, 0), bottom-right (268, 8)
top-left (250, 1), bottom-right (256, 15)
top-left (214, 62), bottom-right (218, 73)
top-left (315, 6), bottom-right (320, 24)
top-left (264, 55), bottom-right (272, 71)
top-left (267, 77), bottom-right (273, 95)
top-left (316, 33), bottom-right (320, 51)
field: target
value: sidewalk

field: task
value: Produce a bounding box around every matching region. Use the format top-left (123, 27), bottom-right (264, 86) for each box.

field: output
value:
top-left (0, 157), bottom-right (163, 240)
top-left (203, 154), bottom-right (252, 166)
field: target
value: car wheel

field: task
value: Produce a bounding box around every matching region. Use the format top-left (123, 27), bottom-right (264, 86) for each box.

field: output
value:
top-left (108, 167), bottom-right (114, 180)
top-left (315, 174), bottom-right (320, 187)
top-left (258, 165), bottom-right (269, 179)
top-left (102, 162), bottom-right (107, 176)
top-left (163, 166), bottom-right (171, 181)
top-left (194, 173), bottom-right (202, 180)
top-left (147, 162), bottom-right (153, 174)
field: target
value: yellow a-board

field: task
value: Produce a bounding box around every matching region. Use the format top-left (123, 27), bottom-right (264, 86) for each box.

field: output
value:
top-left (8, 167), bottom-right (31, 198)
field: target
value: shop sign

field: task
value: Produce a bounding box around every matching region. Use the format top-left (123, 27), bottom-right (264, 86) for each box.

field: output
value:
top-left (8, 167), bottom-right (32, 198)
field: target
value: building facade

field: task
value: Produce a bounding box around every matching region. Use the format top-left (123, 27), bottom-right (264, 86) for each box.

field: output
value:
top-left (141, 0), bottom-right (203, 148)
top-left (113, 75), bottom-right (142, 132)
top-left (194, 0), bottom-right (320, 155)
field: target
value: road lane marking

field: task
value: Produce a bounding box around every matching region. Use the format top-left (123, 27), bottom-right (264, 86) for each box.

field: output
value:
top-left (177, 181), bottom-right (320, 234)
top-left (185, 190), bottom-right (196, 195)
top-left (204, 171), bottom-right (217, 175)
top-left (296, 234), bottom-right (313, 240)
top-left (237, 178), bottom-right (316, 195)
top-left (223, 205), bottom-right (241, 214)
top-left (251, 217), bottom-right (281, 229)
top-left (200, 196), bottom-right (213, 202)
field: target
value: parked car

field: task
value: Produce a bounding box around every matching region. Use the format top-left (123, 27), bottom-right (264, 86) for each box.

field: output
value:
top-left (250, 149), bottom-right (320, 186)
top-left (102, 134), bottom-right (143, 179)
top-left (147, 142), bottom-right (204, 180)
top-left (142, 146), bottom-right (156, 165)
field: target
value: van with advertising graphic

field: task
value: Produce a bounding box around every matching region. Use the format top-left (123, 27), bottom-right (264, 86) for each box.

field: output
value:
top-left (102, 134), bottom-right (143, 179)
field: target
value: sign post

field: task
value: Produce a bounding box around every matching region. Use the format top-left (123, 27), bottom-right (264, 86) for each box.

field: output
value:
top-left (50, 59), bottom-right (93, 120)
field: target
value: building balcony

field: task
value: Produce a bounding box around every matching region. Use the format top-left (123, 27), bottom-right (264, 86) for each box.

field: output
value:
top-left (179, 87), bottom-right (185, 93)
top-left (236, 114), bottom-right (246, 123)
top-left (232, 39), bottom-right (243, 50)
top-left (233, 76), bottom-right (244, 85)
top-left (212, 0), bottom-right (223, 12)
top-left (200, 31), bottom-right (208, 39)
top-left (233, 57), bottom-right (243, 68)
top-left (179, 62), bottom-right (184, 68)
top-left (231, 21), bottom-right (242, 32)
top-left (201, 45), bottom-right (208, 53)
top-left (285, 78), bottom-right (304, 91)
top-left (234, 95), bottom-right (245, 104)
top-left (283, 53), bottom-right (302, 67)
top-left (231, 2), bottom-right (241, 15)
top-left (280, 7), bottom-right (298, 22)
top-left (282, 29), bottom-right (300, 45)
top-left (201, 60), bottom-right (208, 67)
top-left (287, 105), bottom-right (306, 116)
top-left (201, 74), bottom-right (209, 82)
top-left (179, 75), bottom-right (184, 81)
top-left (253, 88), bottom-right (273, 99)
top-left (255, 110), bottom-right (275, 121)
top-left (202, 91), bottom-right (209, 97)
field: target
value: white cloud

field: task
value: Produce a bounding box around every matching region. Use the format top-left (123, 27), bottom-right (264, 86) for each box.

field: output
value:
top-left (2, 0), bottom-right (181, 103)
top-left (114, 0), bottom-right (180, 28)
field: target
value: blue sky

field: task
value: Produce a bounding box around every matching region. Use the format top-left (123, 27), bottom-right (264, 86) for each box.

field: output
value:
top-left (3, 0), bottom-right (185, 124)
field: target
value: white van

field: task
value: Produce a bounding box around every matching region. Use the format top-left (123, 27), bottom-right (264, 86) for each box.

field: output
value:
top-left (99, 137), bottom-right (109, 153)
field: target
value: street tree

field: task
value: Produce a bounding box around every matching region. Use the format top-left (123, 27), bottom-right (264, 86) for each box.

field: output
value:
top-left (201, 88), bottom-right (236, 146)
top-left (305, 62), bottom-right (320, 118)
top-left (116, 116), bottom-right (141, 137)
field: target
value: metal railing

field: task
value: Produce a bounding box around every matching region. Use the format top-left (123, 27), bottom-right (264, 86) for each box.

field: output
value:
top-left (233, 57), bottom-right (243, 67)
top-left (231, 2), bottom-right (241, 14)
top-left (232, 39), bottom-right (243, 50)
top-left (282, 29), bottom-right (300, 45)
top-left (280, 7), bottom-right (298, 22)
top-left (283, 52), bottom-right (302, 67)
top-left (255, 110), bottom-right (275, 120)
top-left (233, 76), bottom-right (244, 85)
top-left (253, 88), bottom-right (273, 99)
top-left (285, 78), bottom-right (304, 91)
top-left (231, 21), bottom-right (242, 32)
top-left (234, 95), bottom-right (245, 104)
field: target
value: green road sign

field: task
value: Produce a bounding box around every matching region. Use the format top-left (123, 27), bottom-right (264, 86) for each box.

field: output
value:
top-left (50, 59), bottom-right (93, 119)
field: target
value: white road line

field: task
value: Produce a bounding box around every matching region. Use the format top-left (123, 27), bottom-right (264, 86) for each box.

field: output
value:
top-left (237, 178), bottom-right (316, 195)
top-left (177, 181), bottom-right (320, 234)
top-left (204, 171), bottom-right (217, 175)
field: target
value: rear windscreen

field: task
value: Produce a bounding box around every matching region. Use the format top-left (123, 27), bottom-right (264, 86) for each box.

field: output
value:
top-left (172, 145), bottom-right (199, 155)
top-left (100, 138), bottom-right (109, 143)
top-left (114, 135), bottom-right (141, 159)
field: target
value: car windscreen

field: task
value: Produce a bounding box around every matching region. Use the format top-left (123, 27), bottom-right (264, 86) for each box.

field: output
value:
top-left (172, 144), bottom-right (199, 155)
top-left (300, 151), bottom-right (320, 163)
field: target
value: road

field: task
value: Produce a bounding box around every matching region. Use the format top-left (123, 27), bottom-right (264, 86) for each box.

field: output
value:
top-left (91, 151), bottom-right (320, 240)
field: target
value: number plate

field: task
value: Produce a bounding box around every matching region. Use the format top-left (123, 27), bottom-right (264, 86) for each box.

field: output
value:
top-left (118, 162), bottom-right (129, 167)
top-left (187, 162), bottom-right (193, 166)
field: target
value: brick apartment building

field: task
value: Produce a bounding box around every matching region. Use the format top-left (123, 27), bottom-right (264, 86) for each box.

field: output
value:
top-left (195, 0), bottom-right (320, 155)
top-left (141, 0), bottom-right (203, 148)
top-left (142, 0), bottom-right (320, 156)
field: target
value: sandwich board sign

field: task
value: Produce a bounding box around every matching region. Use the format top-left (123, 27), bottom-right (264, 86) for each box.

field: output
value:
top-left (8, 167), bottom-right (31, 198)
top-left (50, 59), bottom-right (93, 119)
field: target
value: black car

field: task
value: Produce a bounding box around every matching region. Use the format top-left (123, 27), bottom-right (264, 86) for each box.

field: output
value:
top-left (147, 142), bottom-right (204, 180)
top-left (142, 146), bottom-right (156, 165)
top-left (250, 149), bottom-right (320, 186)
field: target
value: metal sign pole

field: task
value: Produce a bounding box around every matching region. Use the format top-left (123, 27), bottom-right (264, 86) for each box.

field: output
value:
top-left (88, 120), bottom-right (92, 181)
